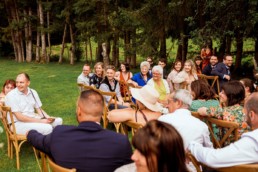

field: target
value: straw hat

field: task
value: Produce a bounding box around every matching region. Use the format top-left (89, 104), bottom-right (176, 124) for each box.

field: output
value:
top-left (131, 85), bottom-right (162, 112)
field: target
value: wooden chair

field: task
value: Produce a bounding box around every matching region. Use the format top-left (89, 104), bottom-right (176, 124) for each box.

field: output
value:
top-left (98, 89), bottom-right (121, 132)
top-left (191, 111), bottom-right (205, 121)
top-left (120, 120), bottom-right (143, 136)
top-left (77, 83), bottom-right (96, 92)
top-left (47, 155), bottom-right (76, 172)
top-left (0, 106), bottom-right (28, 169)
top-left (215, 164), bottom-right (258, 172)
top-left (197, 74), bottom-right (220, 94)
top-left (186, 152), bottom-right (202, 172)
top-left (206, 117), bottom-right (239, 148)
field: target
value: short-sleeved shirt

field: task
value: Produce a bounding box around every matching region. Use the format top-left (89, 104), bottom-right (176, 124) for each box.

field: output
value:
top-left (77, 73), bottom-right (93, 85)
top-left (99, 81), bottom-right (121, 103)
top-left (5, 87), bottom-right (42, 123)
top-left (131, 72), bottom-right (152, 87)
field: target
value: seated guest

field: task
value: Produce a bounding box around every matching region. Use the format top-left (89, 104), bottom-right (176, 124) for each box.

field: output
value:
top-left (188, 92), bottom-right (258, 168)
top-left (115, 120), bottom-right (188, 172)
top-left (146, 56), bottom-right (154, 72)
top-left (167, 60), bottom-right (182, 92)
top-left (158, 58), bottom-right (168, 79)
top-left (202, 55), bottom-right (218, 76)
top-left (147, 65), bottom-right (170, 105)
top-left (99, 65), bottom-right (130, 109)
top-left (127, 61), bottom-right (152, 87)
top-left (114, 62), bottom-right (133, 97)
top-left (173, 59), bottom-right (198, 91)
top-left (190, 80), bottom-right (219, 112)
top-left (5, 73), bottom-right (62, 135)
top-left (77, 64), bottom-right (92, 85)
top-left (108, 85), bottom-right (163, 125)
top-left (0, 79), bottom-right (16, 105)
top-left (90, 62), bottom-right (104, 89)
top-left (240, 78), bottom-right (255, 99)
top-left (198, 81), bottom-right (250, 144)
top-left (194, 55), bottom-right (203, 75)
top-left (27, 89), bottom-right (132, 172)
top-left (159, 89), bottom-right (212, 149)
top-left (200, 46), bottom-right (212, 70)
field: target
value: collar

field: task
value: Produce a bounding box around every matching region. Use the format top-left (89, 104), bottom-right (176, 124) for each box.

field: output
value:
top-left (169, 108), bottom-right (191, 116)
top-left (78, 121), bottom-right (103, 131)
top-left (16, 87), bottom-right (32, 96)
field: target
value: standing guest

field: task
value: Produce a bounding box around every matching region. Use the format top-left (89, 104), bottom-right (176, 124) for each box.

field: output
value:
top-left (159, 89), bottom-right (212, 149)
top-left (173, 59), bottom-right (198, 91)
top-left (128, 61), bottom-right (152, 87)
top-left (108, 85), bottom-right (163, 125)
top-left (167, 60), bottom-right (182, 92)
top-left (188, 92), bottom-right (258, 168)
top-left (147, 65), bottom-right (170, 105)
top-left (202, 55), bottom-right (218, 76)
top-left (194, 55), bottom-right (203, 74)
top-left (240, 78), bottom-right (255, 99)
top-left (27, 89), bottom-right (132, 172)
top-left (77, 64), bottom-right (92, 85)
top-left (90, 62), bottom-right (104, 89)
top-left (198, 81), bottom-right (250, 144)
top-left (5, 73), bottom-right (62, 135)
top-left (99, 65), bottom-right (130, 109)
top-left (211, 55), bottom-right (233, 89)
top-left (158, 58), bottom-right (168, 79)
top-left (114, 62), bottom-right (133, 97)
top-left (190, 80), bottom-right (219, 112)
top-left (0, 79), bottom-right (16, 105)
top-left (201, 46), bottom-right (212, 69)
top-left (115, 120), bottom-right (189, 172)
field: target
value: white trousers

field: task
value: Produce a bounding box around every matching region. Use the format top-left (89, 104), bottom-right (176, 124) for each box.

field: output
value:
top-left (14, 117), bottom-right (63, 135)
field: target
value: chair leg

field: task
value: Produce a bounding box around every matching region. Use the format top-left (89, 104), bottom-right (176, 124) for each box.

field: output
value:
top-left (15, 145), bottom-right (20, 170)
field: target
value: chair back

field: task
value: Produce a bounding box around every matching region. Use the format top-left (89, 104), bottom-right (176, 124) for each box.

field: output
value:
top-left (77, 83), bottom-right (96, 92)
top-left (191, 111), bottom-right (205, 121)
top-left (121, 120), bottom-right (143, 136)
top-left (197, 74), bottom-right (220, 94)
top-left (47, 156), bottom-right (76, 172)
top-left (206, 117), bottom-right (239, 148)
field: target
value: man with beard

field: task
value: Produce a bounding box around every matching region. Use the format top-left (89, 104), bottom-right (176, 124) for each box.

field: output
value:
top-left (188, 92), bottom-right (258, 168)
top-left (202, 55), bottom-right (218, 76)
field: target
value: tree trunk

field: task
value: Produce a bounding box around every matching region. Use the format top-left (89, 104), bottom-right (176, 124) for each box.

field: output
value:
top-left (218, 36), bottom-right (226, 61)
top-left (59, 23), bottom-right (67, 63)
top-left (85, 39), bottom-right (88, 62)
top-left (124, 31), bottom-right (131, 63)
top-left (69, 24), bottom-right (75, 65)
top-left (89, 36), bottom-right (93, 64)
top-left (36, 30), bottom-right (40, 62)
top-left (39, 0), bottom-right (46, 63)
top-left (131, 29), bottom-right (137, 68)
top-left (112, 33), bottom-right (119, 67)
top-left (46, 2), bottom-right (51, 63)
top-left (102, 42), bottom-right (109, 66)
top-left (97, 41), bottom-right (103, 62)
top-left (24, 8), bottom-right (32, 62)
top-left (235, 30), bottom-right (243, 70)
top-left (226, 36), bottom-right (232, 55)
top-left (182, 34), bottom-right (188, 63)
top-left (255, 38), bottom-right (258, 66)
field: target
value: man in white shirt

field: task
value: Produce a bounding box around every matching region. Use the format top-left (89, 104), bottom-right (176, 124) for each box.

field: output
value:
top-left (77, 64), bottom-right (92, 85)
top-left (188, 92), bottom-right (258, 168)
top-left (158, 89), bottom-right (212, 149)
top-left (5, 73), bottom-right (62, 135)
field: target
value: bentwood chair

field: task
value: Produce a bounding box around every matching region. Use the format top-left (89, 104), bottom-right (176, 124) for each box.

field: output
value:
top-left (120, 120), bottom-right (143, 137)
top-left (47, 155), bottom-right (76, 172)
top-left (0, 106), bottom-right (28, 169)
top-left (206, 117), bottom-right (239, 148)
top-left (197, 74), bottom-right (220, 94)
top-left (77, 83), bottom-right (96, 92)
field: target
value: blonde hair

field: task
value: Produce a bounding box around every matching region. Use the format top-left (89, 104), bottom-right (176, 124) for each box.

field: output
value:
top-left (184, 59), bottom-right (197, 75)
top-left (94, 62), bottom-right (105, 77)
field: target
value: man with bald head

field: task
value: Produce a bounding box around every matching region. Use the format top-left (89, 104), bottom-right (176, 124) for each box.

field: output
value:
top-left (27, 90), bottom-right (132, 172)
top-left (188, 92), bottom-right (258, 168)
top-left (5, 72), bottom-right (62, 135)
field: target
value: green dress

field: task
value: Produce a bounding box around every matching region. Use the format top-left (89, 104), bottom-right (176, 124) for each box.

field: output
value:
top-left (190, 99), bottom-right (220, 112)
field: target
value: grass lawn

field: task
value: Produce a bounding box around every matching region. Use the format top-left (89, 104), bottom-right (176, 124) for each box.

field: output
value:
top-left (0, 59), bottom-right (85, 171)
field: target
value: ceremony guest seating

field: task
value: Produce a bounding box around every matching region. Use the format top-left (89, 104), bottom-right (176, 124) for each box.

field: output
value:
top-left (191, 111), bottom-right (205, 121)
top-left (0, 106), bottom-right (28, 169)
top-left (120, 120), bottom-right (143, 136)
top-left (197, 74), bottom-right (220, 94)
top-left (47, 155), bottom-right (76, 172)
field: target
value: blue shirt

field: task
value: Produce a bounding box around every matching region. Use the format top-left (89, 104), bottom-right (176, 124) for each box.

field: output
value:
top-left (131, 72), bottom-right (152, 87)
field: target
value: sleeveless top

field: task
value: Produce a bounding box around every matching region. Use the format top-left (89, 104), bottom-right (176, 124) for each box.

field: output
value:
top-left (119, 72), bottom-right (130, 97)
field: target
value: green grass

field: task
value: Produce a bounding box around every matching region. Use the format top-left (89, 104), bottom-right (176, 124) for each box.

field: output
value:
top-left (0, 59), bottom-right (84, 171)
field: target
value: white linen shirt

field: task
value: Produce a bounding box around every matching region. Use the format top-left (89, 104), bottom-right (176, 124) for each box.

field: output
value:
top-left (77, 72), bottom-right (93, 85)
top-left (5, 87), bottom-right (42, 123)
top-left (158, 109), bottom-right (213, 149)
top-left (188, 129), bottom-right (258, 168)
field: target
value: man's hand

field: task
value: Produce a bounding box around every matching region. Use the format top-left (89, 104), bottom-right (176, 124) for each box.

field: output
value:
top-left (224, 75), bottom-right (230, 80)
top-left (40, 118), bottom-right (52, 124)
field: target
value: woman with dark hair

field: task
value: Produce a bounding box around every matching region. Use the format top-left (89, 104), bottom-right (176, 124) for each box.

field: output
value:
top-left (115, 120), bottom-right (188, 172)
top-left (198, 80), bottom-right (250, 143)
top-left (167, 60), bottom-right (182, 92)
top-left (190, 80), bottom-right (219, 111)
top-left (0, 79), bottom-right (16, 105)
top-left (240, 78), bottom-right (255, 99)
top-left (194, 55), bottom-right (202, 74)
top-left (115, 62), bottom-right (133, 97)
